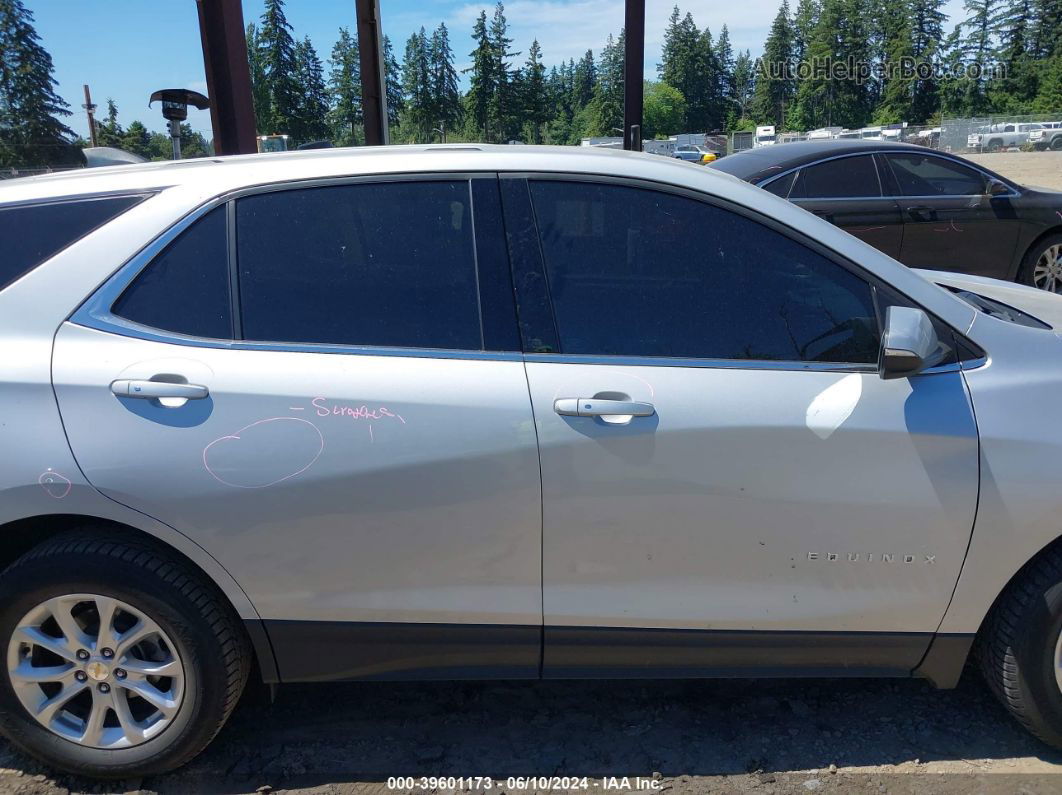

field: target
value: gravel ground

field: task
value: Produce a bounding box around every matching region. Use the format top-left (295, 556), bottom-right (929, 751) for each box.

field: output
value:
top-left (965, 151), bottom-right (1062, 190)
top-left (2, 670), bottom-right (1062, 794)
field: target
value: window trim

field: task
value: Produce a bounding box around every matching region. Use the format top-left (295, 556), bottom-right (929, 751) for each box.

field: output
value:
top-left (70, 172), bottom-right (521, 361)
top-left (505, 171), bottom-right (979, 373)
top-left (789, 152), bottom-right (884, 200)
top-left (757, 149), bottom-right (1020, 200)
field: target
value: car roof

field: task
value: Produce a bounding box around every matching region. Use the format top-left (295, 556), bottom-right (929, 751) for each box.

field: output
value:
top-left (709, 139), bottom-right (932, 183)
top-left (0, 144), bottom-right (736, 205)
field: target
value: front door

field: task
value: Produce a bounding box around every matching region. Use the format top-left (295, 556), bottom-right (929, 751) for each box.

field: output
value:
top-left (884, 152), bottom-right (1021, 278)
top-left (53, 177), bottom-right (543, 681)
top-left (505, 176), bottom-right (979, 677)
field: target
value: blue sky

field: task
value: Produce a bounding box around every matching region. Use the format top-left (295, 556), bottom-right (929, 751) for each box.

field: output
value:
top-left (33, 0), bottom-right (967, 139)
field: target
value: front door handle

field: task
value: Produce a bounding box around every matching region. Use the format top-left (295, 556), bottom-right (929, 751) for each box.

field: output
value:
top-left (906, 205), bottom-right (936, 221)
top-left (554, 398), bottom-right (655, 418)
top-left (110, 379), bottom-right (209, 400)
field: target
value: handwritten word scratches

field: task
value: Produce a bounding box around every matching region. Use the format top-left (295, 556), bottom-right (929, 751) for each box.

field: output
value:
top-left (311, 398), bottom-right (406, 425)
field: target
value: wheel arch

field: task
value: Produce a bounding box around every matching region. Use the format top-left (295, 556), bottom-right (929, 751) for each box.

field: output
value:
top-left (1013, 226), bottom-right (1062, 282)
top-left (916, 532), bottom-right (1062, 688)
top-left (0, 513), bottom-right (278, 684)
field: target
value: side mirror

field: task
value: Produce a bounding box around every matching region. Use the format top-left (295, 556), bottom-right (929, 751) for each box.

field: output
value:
top-left (879, 306), bottom-right (943, 380)
top-left (986, 178), bottom-right (1010, 196)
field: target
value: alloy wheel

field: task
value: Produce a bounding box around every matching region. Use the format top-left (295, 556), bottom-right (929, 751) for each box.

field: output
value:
top-left (6, 593), bottom-right (184, 749)
top-left (1033, 244), bottom-right (1062, 293)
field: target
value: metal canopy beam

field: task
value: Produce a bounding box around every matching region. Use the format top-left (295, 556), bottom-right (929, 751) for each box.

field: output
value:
top-left (622, 0), bottom-right (645, 151)
top-left (355, 0), bottom-right (390, 146)
top-left (196, 0), bottom-right (257, 155)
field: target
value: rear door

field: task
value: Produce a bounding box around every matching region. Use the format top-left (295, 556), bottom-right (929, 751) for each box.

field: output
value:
top-left (884, 152), bottom-right (1021, 279)
top-left (503, 176), bottom-right (979, 677)
top-left (783, 154), bottom-right (904, 259)
top-left (52, 176), bottom-right (543, 681)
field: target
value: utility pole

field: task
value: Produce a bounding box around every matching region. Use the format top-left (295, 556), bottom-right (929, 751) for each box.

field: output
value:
top-left (82, 84), bottom-right (98, 147)
top-left (622, 0), bottom-right (645, 151)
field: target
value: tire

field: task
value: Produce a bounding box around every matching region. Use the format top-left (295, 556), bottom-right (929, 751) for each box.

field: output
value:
top-left (987, 139), bottom-right (1004, 153)
top-left (979, 546), bottom-right (1062, 749)
top-left (1018, 233), bottom-right (1062, 293)
top-left (1051, 137), bottom-right (1062, 152)
top-left (0, 531), bottom-right (250, 778)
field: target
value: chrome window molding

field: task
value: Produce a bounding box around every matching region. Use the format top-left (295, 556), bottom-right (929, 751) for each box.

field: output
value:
top-left (524, 351), bottom-right (964, 375)
top-left (758, 150), bottom-right (1021, 200)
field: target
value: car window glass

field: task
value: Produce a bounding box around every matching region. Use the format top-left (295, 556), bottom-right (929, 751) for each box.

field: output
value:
top-left (0, 194), bottom-right (145, 292)
top-left (528, 180), bottom-right (880, 364)
top-left (793, 155), bottom-right (880, 199)
top-left (761, 171), bottom-right (797, 198)
top-left (112, 206), bottom-right (232, 339)
top-left (236, 180), bottom-right (483, 350)
top-left (886, 154), bottom-right (986, 196)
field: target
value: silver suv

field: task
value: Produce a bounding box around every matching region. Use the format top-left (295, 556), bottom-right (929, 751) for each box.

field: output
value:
top-left (3, 146), bottom-right (1062, 778)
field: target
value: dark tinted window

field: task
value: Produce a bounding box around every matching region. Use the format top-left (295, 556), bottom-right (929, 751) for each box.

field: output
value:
top-left (886, 154), bottom-right (986, 196)
top-left (529, 181), bottom-right (879, 363)
top-left (112, 206), bottom-right (231, 339)
top-left (761, 171), bottom-right (797, 198)
top-left (237, 181), bottom-right (482, 349)
top-left (0, 194), bottom-right (144, 291)
top-left (791, 155), bottom-right (880, 199)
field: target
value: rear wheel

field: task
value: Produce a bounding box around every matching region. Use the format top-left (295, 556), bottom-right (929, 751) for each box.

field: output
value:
top-left (1019, 234), bottom-right (1062, 294)
top-left (0, 532), bottom-right (250, 778)
top-left (979, 547), bottom-right (1062, 749)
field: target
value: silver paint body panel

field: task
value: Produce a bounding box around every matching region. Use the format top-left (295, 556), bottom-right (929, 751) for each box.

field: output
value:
top-left (2, 144), bottom-right (1061, 668)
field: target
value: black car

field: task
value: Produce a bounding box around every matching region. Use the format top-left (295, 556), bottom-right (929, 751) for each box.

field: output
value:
top-left (711, 140), bottom-right (1062, 292)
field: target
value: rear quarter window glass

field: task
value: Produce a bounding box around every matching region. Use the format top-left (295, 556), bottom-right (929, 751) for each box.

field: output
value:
top-left (111, 206), bottom-right (232, 339)
top-left (0, 194), bottom-right (145, 291)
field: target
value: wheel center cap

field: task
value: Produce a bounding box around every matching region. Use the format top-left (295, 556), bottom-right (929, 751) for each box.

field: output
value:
top-left (85, 661), bottom-right (110, 682)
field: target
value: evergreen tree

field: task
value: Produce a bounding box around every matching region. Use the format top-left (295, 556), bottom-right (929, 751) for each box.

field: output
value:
top-left (573, 50), bottom-right (597, 109)
top-left (751, 0), bottom-right (794, 126)
top-left (465, 10), bottom-right (494, 139)
top-left (874, 0), bottom-right (917, 122)
top-left (402, 28), bottom-right (432, 141)
top-left (715, 25), bottom-right (736, 109)
top-left (791, 0), bottom-right (819, 63)
top-left (522, 39), bottom-right (549, 143)
top-left (384, 36), bottom-right (404, 127)
top-left (328, 27), bottom-right (361, 145)
top-left (429, 23), bottom-right (462, 140)
top-left (0, 0), bottom-right (80, 167)
top-left (585, 31), bottom-right (625, 137)
top-left (658, 8), bottom-right (721, 130)
top-left (120, 120), bottom-right (152, 159)
top-left (1029, 0), bottom-right (1062, 58)
top-left (959, 0), bottom-right (1003, 114)
top-left (295, 37), bottom-right (330, 143)
top-left (489, 3), bottom-right (519, 142)
top-left (246, 23), bottom-right (270, 134)
top-left (731, 49), bottom-right (757, 125)
top-left (910, 0), bottom-right (946, 122)
top-left (96, 98), bottom-right (124, 148)
top-left (258, 0), bottom-right (301, 135)
top-left (991, 0), bottom-right (1039, 109)
top-left (1034, 54), bottom-right (1062, 109)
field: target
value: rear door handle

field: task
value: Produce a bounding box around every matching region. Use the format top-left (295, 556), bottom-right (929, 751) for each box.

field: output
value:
top-left (554, 398), bottom-right (655, 417)
top-left (110, 379), bottom-right (209, 400)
